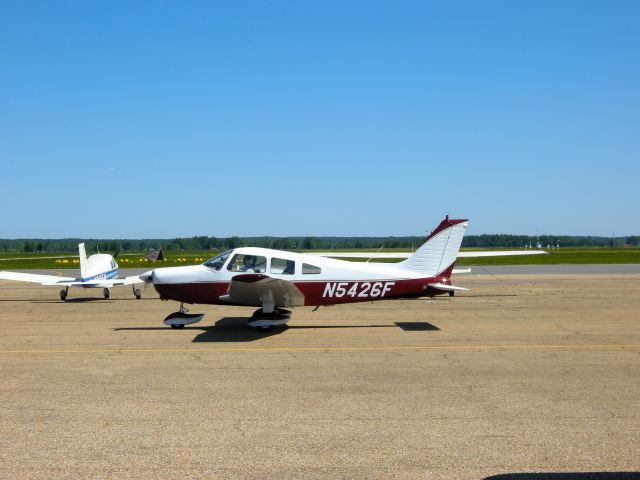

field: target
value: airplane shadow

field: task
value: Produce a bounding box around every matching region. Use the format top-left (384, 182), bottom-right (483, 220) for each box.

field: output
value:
top-left (27, 298), bottom-right (156, 304)
top-left (483, 473), bottom-right (640, 480)
top-left (114, 318), bottom-right (440, 343)
top-left (29, 297), bottom-right (107, 303)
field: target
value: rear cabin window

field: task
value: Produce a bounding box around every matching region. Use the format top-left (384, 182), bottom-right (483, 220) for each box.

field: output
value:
top-left (227, 254), bottom-right (267, 273)
top-left (271, 258), bottom-right (295, 275)
top-left (302, 263), bottom-right (321, 274)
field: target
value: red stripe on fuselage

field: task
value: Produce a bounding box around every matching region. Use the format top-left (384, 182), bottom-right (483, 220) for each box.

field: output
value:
top-left (153, 276), bottom-right (449, 306)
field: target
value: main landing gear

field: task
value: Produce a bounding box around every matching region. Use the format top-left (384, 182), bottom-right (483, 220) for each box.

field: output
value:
top-left (248, 308), bottom-right (291, 332)
top-left (132, 285), bottom-right (142, 300)
top-left (59, 287), bottom-right (69, 301)
top-left (247, 290), bottom-right (291, 332)
top-left (163, 303), bottom-right (204, 329)
top-left (103, 288), bottom-right (110, 299)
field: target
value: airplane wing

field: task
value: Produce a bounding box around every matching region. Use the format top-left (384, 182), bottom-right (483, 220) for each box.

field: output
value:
top-left (0, 271), bottom-right (146, 287)
top-left (307, 250), bottom-right (547, 259)
top-left (219, 274), bottom-right (305, 308)
top-left (306, 252), bottom-right (411, 259)
top-left (457, 251), bottom-right (548, 258)
top-left (0, 271), bottom-right (76, 285)
top-left (120, 275), bottom-right (146, 285)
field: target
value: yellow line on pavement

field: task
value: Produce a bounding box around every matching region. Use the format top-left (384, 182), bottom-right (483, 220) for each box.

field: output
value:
top-left (0, 344), bottom-right (639, 355)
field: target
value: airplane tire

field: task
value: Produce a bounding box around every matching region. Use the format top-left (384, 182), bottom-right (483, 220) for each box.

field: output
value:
top-left (255, 325), bottom-right (276, 332)
top-left (449, 291), bottom-right (455, 297)
top-left (60, 289), bottom-right (67, 301)
top-left (170, 324), bottom-right (185, 329)
top-left (103, 288), bottom-right (110, 299)
top-left (134, 289), bottom-right (141, 300)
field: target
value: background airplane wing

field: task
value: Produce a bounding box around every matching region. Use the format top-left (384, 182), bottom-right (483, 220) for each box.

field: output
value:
top-left (56, 275), bottom-right (146, 287)
top-left (220, 274), bottom-right (305, 308)
top-left (0, 271), bottom-right (146, 287)
top-left (0, 271), bottom-right (75, 285)
top-left (121, 275), bottom-right (146, 285)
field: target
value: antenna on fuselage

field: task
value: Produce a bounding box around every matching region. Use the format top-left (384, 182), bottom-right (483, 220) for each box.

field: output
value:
top-left (366, 245), bottom-right (385, 263)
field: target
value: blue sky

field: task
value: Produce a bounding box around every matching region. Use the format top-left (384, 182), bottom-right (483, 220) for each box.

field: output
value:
top-left (1, 0), bottom-right (638, 238)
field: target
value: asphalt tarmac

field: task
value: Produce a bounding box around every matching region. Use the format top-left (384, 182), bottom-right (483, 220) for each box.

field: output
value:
top-left (0, 272), bottom-right (639, 479)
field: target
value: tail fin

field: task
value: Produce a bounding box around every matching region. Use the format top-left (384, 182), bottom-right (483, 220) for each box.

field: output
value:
top-left (78, 242), bottom-right (88, 279)
top-left (398, 216), bottom-right (468, 277)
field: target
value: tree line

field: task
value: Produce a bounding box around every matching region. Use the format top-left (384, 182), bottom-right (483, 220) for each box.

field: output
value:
top-left (1, 234), bottom-right (638, 253)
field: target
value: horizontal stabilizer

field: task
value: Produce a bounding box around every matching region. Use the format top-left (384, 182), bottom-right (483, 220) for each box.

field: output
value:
top-left (427, 283), bottom-right (469, 292)
top-left (452, 268), bottom-right (471, 274)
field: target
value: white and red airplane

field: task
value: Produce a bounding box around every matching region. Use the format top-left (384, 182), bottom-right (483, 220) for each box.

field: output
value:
top-left (0, 243), bottom-right (144, 300)
top-left (139, 216), bottom-right (545, 331)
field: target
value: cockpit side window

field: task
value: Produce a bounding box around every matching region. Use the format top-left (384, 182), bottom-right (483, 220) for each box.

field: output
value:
top-left (271, 258), bottom-right (295, 275)
top-left (227, 254), bottom-right (267, 273)
top-left (203, 250), bottom-right (233, 271)
top-left (302, 263), bottom-right (321, 274)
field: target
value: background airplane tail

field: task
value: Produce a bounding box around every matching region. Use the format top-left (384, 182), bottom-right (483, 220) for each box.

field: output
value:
top-left (78, 242), bottom-right (88, 279)
top-left (397, 216), bottom-right (468, 277)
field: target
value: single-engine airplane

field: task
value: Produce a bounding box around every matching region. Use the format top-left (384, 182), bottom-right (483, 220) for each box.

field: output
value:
top-left (137, 216), bottom-right (545, 331)
top-left (0, 243), bottom-right (144, 300)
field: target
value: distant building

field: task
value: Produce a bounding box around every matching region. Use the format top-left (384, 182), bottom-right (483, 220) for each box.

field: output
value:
top-left (146, 248), bottom-right (165, 262)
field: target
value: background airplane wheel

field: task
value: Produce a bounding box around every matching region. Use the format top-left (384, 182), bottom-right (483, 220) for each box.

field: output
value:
top-left (170, 324), bottom-right (185, 329)
top-left (134, 288), bottom-right (141, 300)
top-left (103, 288), bottom-right (110, 299)
top-left (59, 289), bottom-right (67, 301)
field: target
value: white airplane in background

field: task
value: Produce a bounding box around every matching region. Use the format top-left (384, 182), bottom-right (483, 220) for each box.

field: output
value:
top-left (137, 216), bottom-right (547, 331)
top-left (0, 243), bottom-right (144, 300)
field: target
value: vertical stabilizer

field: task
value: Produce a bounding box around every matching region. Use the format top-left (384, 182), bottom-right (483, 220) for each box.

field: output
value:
top-left (78, 243), bottom-right (88, 279)
top-left (397, 216), bottom-right (468, 277)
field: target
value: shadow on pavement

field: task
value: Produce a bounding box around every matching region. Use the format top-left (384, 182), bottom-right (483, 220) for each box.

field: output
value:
top-left (484, 473), bottom-right (640, 480)
top-left (114, 318), bottom-right (440, 342)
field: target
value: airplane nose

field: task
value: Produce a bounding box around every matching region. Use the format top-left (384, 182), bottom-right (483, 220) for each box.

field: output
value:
top-left (148, 265), bottom-right (207, 284)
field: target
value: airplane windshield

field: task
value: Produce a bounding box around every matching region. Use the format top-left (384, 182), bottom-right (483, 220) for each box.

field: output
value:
top-left (203, 250), bottom-right (233, 271)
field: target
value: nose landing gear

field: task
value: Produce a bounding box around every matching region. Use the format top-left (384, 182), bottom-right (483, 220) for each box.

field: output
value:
top-left (164, 303), bottom-right (204, 329)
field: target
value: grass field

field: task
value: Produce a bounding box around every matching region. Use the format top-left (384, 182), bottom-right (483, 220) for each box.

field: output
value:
top-left (0, 247), bottom-right (639, 270)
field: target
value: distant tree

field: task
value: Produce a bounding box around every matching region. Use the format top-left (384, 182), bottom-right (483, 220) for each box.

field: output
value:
top-left (626, 236), bottom-right (640, 246)
top-left (272, 238), bottom-right (293, 250)
top-left (226, 236), bottom-right (244, 249)
top-left (302, 237), bottom-right (319, 250)
top-left (23, 241), bottom-right (35, 253)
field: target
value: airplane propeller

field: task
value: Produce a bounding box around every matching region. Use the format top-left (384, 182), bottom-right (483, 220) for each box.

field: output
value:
top-left (138, 270), bottom-right (155, 292)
